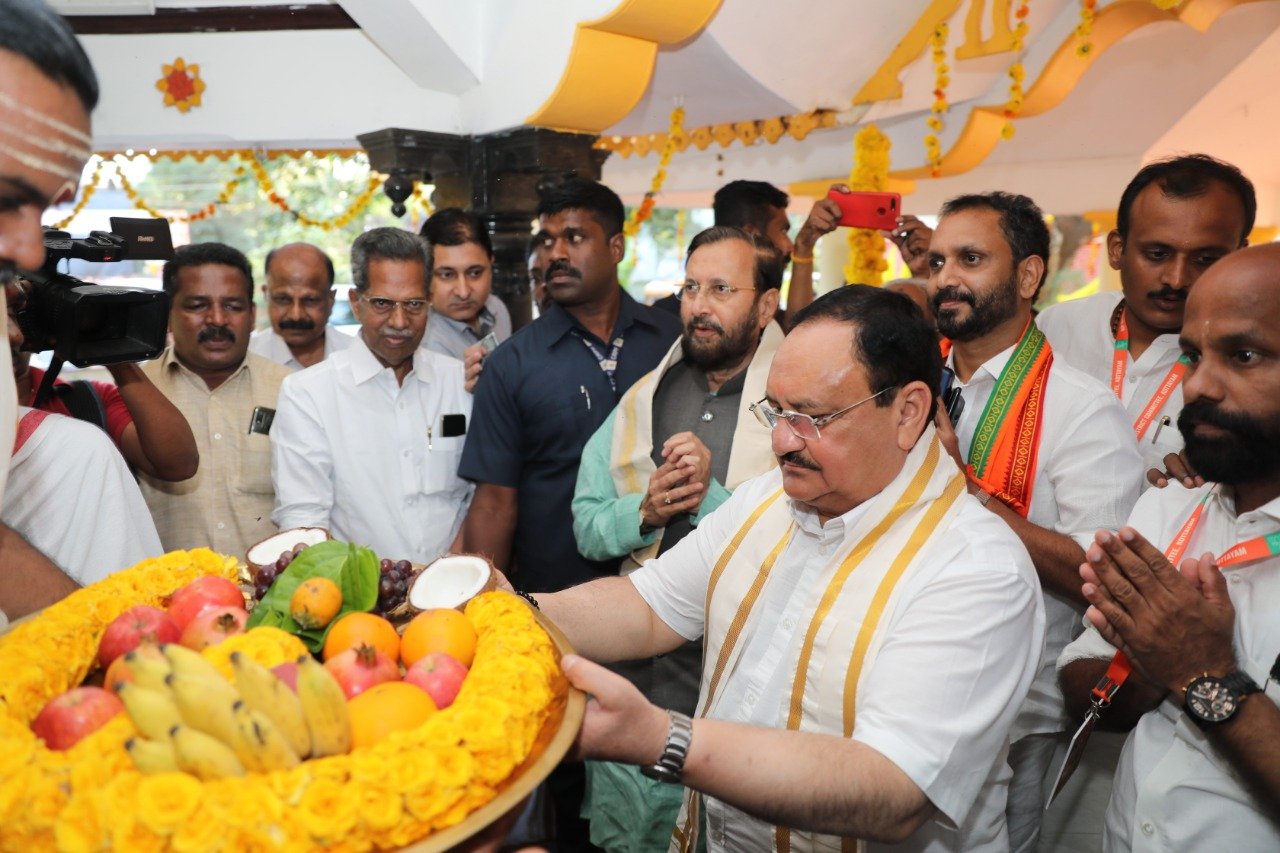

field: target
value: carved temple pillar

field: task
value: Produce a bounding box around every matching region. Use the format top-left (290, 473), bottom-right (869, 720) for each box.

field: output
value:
top-left (358, 127), bottom-right (609, 330)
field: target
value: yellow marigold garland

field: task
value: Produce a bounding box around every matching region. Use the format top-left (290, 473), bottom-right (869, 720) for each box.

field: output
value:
top-left (1002, 1), bottom-right (1032, 141)
top-left (1075, 0), bottom-right (1099, 58)
top-left (246, 157), bottom-right (383, 231)
top-left (50, 159), bottom-right (104, 230)
top-left (843, 124), bottom-right (892, 286)
top-left (623, 104), bottom-right (685, 238)
top-left (924, 22), bottom-right (950, 178)
top-left (0, 552), bottom-right (562, 851)
top-left (116, 161), bottom-right (245, 224)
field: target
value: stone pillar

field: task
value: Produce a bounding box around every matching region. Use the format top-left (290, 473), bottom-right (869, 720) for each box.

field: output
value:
top-left (358, 127), bottom-right (609, 330)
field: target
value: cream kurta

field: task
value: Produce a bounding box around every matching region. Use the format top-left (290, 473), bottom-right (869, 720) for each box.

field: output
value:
top-left (139, 347), bottom-right (292, 555)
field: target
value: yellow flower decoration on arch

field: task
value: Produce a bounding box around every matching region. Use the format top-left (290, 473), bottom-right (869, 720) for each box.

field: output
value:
top-left (156, 57), bottom-right (206, 113)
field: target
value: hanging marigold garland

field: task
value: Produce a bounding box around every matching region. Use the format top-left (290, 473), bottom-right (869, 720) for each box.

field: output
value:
top-left (843, 124), bottom-right (891, 286)
top-left (116, 161), bottom-right (246, 223)
top-left (246, 157), bottom-right (383, 231)
top-left (50, 159), bottom-right (105, 230)
top-left (1001, 1), bottom-right (1032, 140)
top-left (623, 104), bottom-right (685, 238)
top-left (1075, 0), bottom-right (1099, 58)
top-left (924, 22), bottom-right (950, 178)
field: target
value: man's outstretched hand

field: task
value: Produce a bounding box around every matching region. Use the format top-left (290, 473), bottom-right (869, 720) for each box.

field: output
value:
top-left (561, 654), bottom-right (670, 767)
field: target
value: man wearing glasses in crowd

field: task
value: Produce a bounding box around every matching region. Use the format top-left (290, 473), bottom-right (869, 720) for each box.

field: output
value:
top-left (521, 284), bottom-right (1044, 851)
top-left (271, 227), bottom-right (472, 563)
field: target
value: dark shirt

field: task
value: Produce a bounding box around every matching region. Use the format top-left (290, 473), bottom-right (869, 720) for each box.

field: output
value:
top-left (459, 290), bottom-right (681, 593)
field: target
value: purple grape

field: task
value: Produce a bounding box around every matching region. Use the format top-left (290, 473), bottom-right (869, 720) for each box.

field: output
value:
top-left (394, 560), bottom-right (411, 573)
top-left (379, 558), bottom-right (393, 573)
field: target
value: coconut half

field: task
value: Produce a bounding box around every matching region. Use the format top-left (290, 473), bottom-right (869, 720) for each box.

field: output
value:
top-left (246, 527), bottom-right (331, 576)
top-left (407, 555), bottom-right (496, 612)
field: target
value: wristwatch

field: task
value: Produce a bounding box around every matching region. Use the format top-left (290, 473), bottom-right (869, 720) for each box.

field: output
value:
top-left (640, 710), bottom-right (693, 783)
top-left (1183, 671), bottom-right (1262, 726)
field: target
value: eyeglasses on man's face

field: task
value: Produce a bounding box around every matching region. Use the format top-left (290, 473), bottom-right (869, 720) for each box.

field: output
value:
top-left (359, 294), bottom-right (429, 316)
top-left (675, 282), bottom-right (755, 303)
top-left (749, 386), bottom-right (895, 441)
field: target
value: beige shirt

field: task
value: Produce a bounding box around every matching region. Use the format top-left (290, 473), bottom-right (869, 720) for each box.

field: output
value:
top-left (139, 347), bottom-right (292, 556)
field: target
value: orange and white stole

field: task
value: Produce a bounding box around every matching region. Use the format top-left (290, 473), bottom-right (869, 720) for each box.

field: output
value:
top-left (671, 427), bottom-right (967, 853)
top-left (609, 322), bottom-right (783, 569)
top-left (965, 321), bottom-right (1053, 517)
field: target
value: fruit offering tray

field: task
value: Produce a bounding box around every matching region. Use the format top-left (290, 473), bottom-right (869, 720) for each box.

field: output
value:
top-left (0, 548), bottom-right (580, 851)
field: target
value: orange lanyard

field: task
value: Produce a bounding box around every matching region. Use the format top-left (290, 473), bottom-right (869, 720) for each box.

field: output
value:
top-left (1092, 488), bottom-right (1280, 704)
top-left (1111, 310), bottom-right (1190, 441)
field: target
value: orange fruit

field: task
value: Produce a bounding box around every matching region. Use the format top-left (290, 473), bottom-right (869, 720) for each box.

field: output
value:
top-left (322, 612), bottom-right (400, 662)
top-left (400, 609), bottom-right (477, 668)
top-left (290, 577), bottom-right (343, 630)
top-left (347, 681), bottom-right (437, 749)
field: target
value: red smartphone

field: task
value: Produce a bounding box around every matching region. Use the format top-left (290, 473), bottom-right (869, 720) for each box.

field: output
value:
top-left (827, 189), bottom-right (901, 231)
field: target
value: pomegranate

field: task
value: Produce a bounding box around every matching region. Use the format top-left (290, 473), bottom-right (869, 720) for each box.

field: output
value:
top-left (271, 661), bottom-right (300, 693)
top-left (404, 652), bottom-right (469, 709)
top-left (98, 606), bottom-right (180, 668)
top-left (167, 576), bottom-right (245, 630)
top-left (31, 687), bottom-right (124, 750)
top-left (324, 643), bottom-right (400, 699)
top-left (179, 605), bottom-right (248, 651)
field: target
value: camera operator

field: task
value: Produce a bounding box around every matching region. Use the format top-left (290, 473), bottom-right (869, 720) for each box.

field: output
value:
top-left (10, 283), bottom-right (198, 481)
top-left (0, 0), bottom-right (103, 622)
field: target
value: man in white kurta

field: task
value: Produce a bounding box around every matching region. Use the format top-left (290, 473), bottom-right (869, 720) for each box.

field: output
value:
top-left (1056, 243), bottom-right (1280, 851)
top-left (1036, 154), bottom-right (1254, 474)
top-left (4, 409), bottom-right (162, 584)
top-left (532, 285), bottom-right (1046, 852)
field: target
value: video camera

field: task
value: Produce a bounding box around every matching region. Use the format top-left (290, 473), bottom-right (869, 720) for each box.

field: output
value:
top-left (15, 216), bottom-right (173, 368)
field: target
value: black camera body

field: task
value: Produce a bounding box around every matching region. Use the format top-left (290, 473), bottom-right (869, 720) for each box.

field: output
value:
top-left (16, 217), bottom-right (174, 367)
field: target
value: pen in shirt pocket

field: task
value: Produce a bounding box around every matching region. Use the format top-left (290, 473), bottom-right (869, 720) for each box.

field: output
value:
top-left (580, 385), bottom-right (591, 411)
top-left (1151, 415), bottom-right (1171, 444)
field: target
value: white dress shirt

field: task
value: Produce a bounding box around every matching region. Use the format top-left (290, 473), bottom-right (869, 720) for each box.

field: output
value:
top-left (631, 468), bottom-right (1045, 852)
top-left (1058, 483), bottom-right (1280, 851)
top-left (950, 343), bottom-right (1143, 738)
top-left (1036, 292), bottom-right (1184, 473)
top-left (248, 325), bottom-right (352, 372)
top-left (271, 334), bottom-right (473, 563)
top-left (4, 409), bottom-right (162, 585)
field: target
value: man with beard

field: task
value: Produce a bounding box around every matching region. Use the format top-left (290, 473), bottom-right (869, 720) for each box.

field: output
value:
top-left (1036, 155), bottom-right (1254, 473)
top-left (1058, 243), bottom-right (1280, 848)
top-left (459, 177), bottom-right (679, 850)
top-left (140, 243), bottom-right (292, 554)
top-left (272, 228), bottom-right (472, 564)
top-left (248, 242), bottom-right (351, 371)
top-left (569, 226), bottom-right (783, 851)
top-left (927, 192), bottom-right (1143, 851)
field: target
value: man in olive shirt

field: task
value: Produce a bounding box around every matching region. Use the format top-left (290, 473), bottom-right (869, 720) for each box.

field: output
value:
top-left (140, 243), bottom-right (292, 555)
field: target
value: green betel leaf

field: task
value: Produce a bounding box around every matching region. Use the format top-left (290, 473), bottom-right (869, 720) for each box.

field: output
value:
top-left (245, 540), bottom-right (381, 653)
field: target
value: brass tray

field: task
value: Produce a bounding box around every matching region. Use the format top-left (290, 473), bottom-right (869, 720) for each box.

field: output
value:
top-left (404, 609), bottom-right (585, 852)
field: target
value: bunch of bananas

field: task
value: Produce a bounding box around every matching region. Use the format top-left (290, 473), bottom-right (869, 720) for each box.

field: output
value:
top-left (116, 644), bottom-right (351, 779)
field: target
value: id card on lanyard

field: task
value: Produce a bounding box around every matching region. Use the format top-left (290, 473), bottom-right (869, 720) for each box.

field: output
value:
top-left (1111, 309), bottom-right (1190, 441)
top-left (1047, 487), bottom-right (1280, 806)
top-left (572, 330), bottom-right (624, 395)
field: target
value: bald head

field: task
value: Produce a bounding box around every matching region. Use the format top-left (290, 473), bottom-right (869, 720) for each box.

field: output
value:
top-left (1178, 242), bottom-right (1280, 499)
top-left (263, 242), bottom-right (336, 354)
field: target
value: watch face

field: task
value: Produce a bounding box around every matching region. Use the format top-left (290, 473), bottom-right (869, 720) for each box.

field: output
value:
top-left (1186, 676), bottom-right (1240, 723)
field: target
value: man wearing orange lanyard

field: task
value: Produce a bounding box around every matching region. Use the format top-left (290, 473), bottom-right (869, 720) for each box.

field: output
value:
top-left (1036, 155), bottom-right (1255, 474)
top-left (927, 191), bottom-right (1144, 852)
top-left (1058, 243), bottom-right (1280, 849)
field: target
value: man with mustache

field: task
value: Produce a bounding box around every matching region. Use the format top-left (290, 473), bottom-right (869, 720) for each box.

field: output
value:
top-left (420, 208), bottom-right (512, 361)
top-left (927, 192), bottom-right (1143, 851)
top-left (459, 177), bottom-right (680, 850)
top-left (248, 242), bottom-right (350, 371)
top-left (139, 243), bottom-right (292, 554)
top-left (271, 228), bottom-right (472, 563)
top-left (1057, 243), bottom-right (1280, 849)
top-left (518, 285), bottom-right (1044, 851)
top-left (569, 226), bottom-right (784, 851)
top-left (1036, 155), bottom-right (1254, 473)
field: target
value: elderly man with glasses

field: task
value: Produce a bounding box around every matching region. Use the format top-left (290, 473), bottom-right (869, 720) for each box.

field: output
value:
top-left (568, 226), bottom-right (784, 851)
top-left (518, 284), bottom-right (1047, 852)
top-left (271, 227), bottom-right (472, 563)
